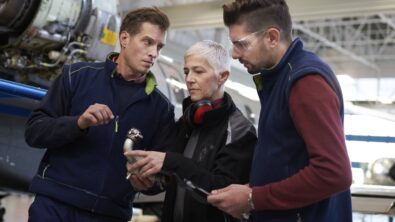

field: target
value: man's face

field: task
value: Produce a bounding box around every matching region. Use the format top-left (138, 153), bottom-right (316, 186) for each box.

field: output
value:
top-left (228, 24), bottom-right (271, 74)
top-left (184, 55), bottom-right (223, 102)
top-left (120, 22), bottom-right (166, 77)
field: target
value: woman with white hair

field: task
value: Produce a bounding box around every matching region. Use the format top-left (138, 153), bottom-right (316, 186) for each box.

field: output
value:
top-left (125, 40), bottom-right (257, 222)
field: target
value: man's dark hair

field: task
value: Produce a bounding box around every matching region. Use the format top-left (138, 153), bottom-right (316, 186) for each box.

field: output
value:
top-left (223, 0), bottom-right (292, 41)
top-left (120, 7), bottom-right (170, 36)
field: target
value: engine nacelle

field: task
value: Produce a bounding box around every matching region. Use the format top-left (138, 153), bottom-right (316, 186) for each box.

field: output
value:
top-left (365, 158), bottom-right (395, 186)
top-left (0, 0), bottom-right (120, 87)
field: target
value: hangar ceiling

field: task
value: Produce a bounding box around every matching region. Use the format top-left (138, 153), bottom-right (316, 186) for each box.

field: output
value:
top-left (120, 0), bottom-right (395, 78)
top-left (119, 0), bottom-right (395, 109)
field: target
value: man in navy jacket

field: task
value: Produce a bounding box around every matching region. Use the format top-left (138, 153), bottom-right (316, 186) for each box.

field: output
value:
top-left (208, 1), bottom-right (353, 222)
top-left (24, 7), bottom-right (176, 222)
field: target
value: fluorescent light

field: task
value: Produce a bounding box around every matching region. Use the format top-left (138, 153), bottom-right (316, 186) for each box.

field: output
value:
top-left (225, 80), bottom-right (259, 101)
top-left (337, 74), bottom-right (355, 85)
top-left (166, 78), bottom-right (187, 90)
top-left (378, 97), bottom-right (393, 105)
top-left (160, 55), bottom-right (174, 63)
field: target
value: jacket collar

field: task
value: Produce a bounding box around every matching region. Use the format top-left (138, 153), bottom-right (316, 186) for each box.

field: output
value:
top-left (253, 38), bottom-right (303, 91)
top-left (105, 52), bottom-right (157, 95)
top-left (260, 37), bottom-right (303, 77)
top-left (182, 92), bottom-right (236, 128)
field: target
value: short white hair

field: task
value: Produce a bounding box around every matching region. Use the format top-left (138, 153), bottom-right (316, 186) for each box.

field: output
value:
top-left (184, 40), bottom-right (231, 74)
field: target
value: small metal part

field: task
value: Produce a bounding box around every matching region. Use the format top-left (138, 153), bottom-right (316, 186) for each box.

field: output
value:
top-left (124, 128), bottom-right (143, 179)
top-left (123, 128), bottom-right (166, 187)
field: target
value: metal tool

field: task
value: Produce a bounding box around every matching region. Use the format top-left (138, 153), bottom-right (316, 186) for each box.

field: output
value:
top-left (123, 128), bottom-right (143, 179)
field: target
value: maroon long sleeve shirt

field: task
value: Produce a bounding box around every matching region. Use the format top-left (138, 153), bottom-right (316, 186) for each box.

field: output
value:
top-left (252, 74), bottom-right (352, 210)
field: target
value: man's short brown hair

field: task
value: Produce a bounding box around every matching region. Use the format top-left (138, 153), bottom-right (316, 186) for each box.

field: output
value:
top-left (120, 7), bottom-right (170, 36)
top-left (223, 0), bottom-right (292, 42)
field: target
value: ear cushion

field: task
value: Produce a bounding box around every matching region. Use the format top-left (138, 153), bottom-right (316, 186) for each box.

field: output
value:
top-left (184, 100), bottom-right (213, 127)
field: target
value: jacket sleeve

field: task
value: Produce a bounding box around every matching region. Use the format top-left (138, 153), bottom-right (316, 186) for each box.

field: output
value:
top-left (140, 103), bottom-right (177, 195)
top-left (149, 102), bottom-right (177, 152)
top-left (24, 65), bottom-right (86, 149)
top-left (162, 115), bottom-right (257, 192)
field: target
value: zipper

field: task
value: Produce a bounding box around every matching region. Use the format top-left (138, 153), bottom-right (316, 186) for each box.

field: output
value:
top-left (42, 164), bottom-right (50, 178)
top-left (114, 115), bottom-right (119, 133)
top-left (297, 213), bottom-right (302, 222)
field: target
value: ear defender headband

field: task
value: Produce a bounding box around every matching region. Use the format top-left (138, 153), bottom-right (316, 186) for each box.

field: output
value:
top-left (184, 100), bottom-right (213, 127)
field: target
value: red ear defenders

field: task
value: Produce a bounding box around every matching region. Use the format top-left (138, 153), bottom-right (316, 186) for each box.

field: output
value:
top-left (184, 100), bottom-right (213, 127)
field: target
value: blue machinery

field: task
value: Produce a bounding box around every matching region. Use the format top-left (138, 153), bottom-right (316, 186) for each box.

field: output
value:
top-left (0, 79), bottom-right (46, 100)
top-left (0, 79), bottom-right (46, 117)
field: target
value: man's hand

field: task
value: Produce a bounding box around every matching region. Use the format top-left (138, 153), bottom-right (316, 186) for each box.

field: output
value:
top-left (124, 150), bottom-right (166, 178)
top-left (207, 184), bottom-right (252, 219)
top-left (77, 103), bottom-right (114, 129)
top-left (127, 173), bottom-right (154, 192)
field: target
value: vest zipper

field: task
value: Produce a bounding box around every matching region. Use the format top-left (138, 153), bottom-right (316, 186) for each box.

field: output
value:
top-left (42, 164), bottom-right (50, 178)
top-left (297, 213), bottom-right (303, 222)
top-left (114, 115), bottom-right (119, 133)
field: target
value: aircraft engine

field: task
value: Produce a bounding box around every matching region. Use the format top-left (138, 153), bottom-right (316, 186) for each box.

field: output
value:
top-left (366, 158), bottom-right (395, 186)
top-left (0, 0), bottom-right (120, 88)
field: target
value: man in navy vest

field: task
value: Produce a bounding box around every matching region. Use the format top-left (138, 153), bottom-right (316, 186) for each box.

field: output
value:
top-left (208, 1), bottom-right (353, 221)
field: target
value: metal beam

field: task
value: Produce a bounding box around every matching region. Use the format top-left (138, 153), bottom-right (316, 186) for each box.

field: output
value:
top-left (378, 13), bottom-right (395, 30)
top-left (293, 23), bottom-right (380, 72)
top-left (160, 1), bottom-right (230, 30)
top-left (289, 0), bottom-right (395, 21)
top-left (159, 0), bottom-right (395, 30)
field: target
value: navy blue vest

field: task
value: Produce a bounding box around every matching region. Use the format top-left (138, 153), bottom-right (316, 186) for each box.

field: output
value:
top-left (250, 38), bottom-right (352, 222)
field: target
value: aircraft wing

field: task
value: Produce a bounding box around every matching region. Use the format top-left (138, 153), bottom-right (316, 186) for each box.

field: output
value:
top-left (0, 79), bottom-right (46, 192)
top-left (0, 79), bottom-right (46, 117)
top-left (352, 184), bottom-right (395, 215)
